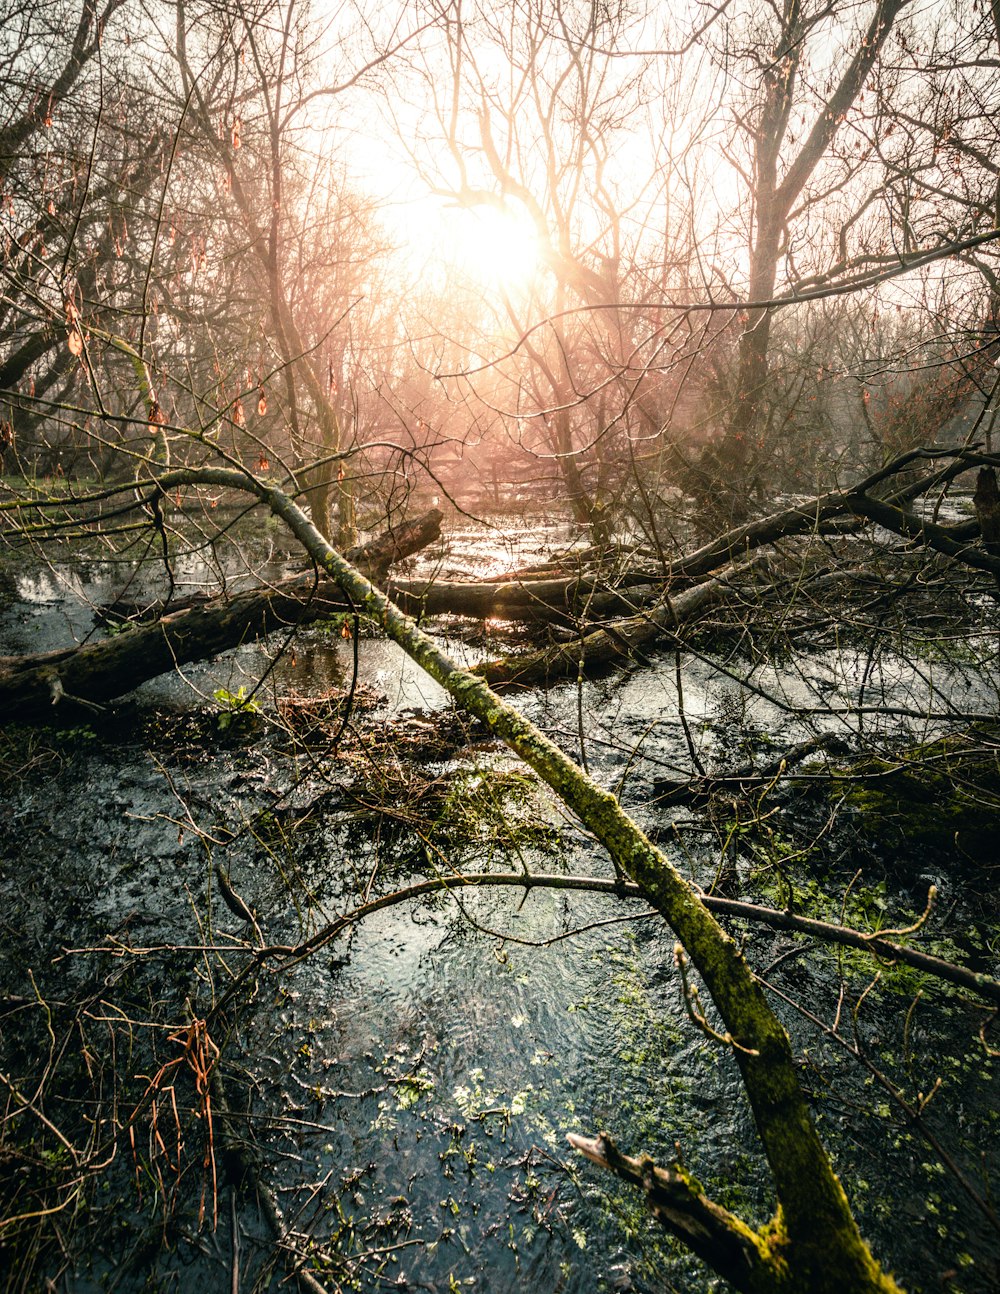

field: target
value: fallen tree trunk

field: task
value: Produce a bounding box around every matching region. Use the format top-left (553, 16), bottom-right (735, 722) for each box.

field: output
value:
top-left (387, 572), bottom-right (662, 622)
top-left (99, 508), bottom-right (446, 623)
top-left (847, 492), bottom-right (1000, 578)
top-left (0, 517), bottom-right (774, 718)
top-left (387, 497), bottom-right (862, 622)
top-left (473, 556), bottom-right (770, 687)
top-left (472, 489), bottom-right (996, 687)
top-left (0, 508), bottom-right (443, 721)
top-left (254, 472), bottom-right (901, 1294)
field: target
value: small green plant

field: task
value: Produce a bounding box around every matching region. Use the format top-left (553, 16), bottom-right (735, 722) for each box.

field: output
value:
top-left (212, 685), bottom-right (261, 730)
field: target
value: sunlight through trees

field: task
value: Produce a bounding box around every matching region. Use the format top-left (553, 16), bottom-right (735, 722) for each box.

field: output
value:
top-left (1, 1), bottom-right (999, 1290)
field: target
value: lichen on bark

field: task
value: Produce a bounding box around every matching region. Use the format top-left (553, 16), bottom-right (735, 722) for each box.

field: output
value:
top-left (260, 478), bottom-right (902, 1294)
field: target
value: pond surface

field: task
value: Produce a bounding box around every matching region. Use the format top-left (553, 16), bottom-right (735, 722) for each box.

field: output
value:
top-left (0, 509), bottom-right (997, 1292)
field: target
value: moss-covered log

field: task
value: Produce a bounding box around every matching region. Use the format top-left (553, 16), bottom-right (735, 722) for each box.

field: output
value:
top-left (0, 505), bottom-right (442, 721)
top-left (567, 1132), bottom-right (780, 1293)
top-left (247, 471), bottom-right (901, 1294)
top-left (0, 462), bottom-right (929, 1287)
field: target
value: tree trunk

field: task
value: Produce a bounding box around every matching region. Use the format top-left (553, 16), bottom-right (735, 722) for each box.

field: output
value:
top-left (0, 508), bottom-right (442, 721)
top-left (256, 476), bottom-right (901, 1294)
top-left (974, 466), bottom-right (1000, 558)
top-left (698, 0), bottom-right (908, 521)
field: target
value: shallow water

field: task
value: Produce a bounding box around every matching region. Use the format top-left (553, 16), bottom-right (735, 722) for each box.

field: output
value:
top-left (0, 512), bottom-right (997, 1292)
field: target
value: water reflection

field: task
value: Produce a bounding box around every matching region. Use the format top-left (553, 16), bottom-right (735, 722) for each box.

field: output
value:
top-left (1, 508), bottom-right (997, 1291)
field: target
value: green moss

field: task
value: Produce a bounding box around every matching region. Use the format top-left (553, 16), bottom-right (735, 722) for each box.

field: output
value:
top-left (831, 731), bottom-right (1000, 860)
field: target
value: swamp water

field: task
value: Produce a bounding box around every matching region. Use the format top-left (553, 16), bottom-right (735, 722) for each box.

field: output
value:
top-left (0, 513), bottom-right (997, 1292)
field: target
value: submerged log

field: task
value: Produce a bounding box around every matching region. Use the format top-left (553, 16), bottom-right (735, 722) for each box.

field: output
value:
top-left (0, 509), bottom-right (443, 721)
top-left (652, 733), bottom-right (846, 806)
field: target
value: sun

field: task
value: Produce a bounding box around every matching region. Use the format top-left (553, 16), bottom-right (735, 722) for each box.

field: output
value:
top-left (445, 201), bottom-right (541, 289)
top-left (343, 121), bottom-right (542, 293)
top-left (349, 137), bottom-right (543, 295)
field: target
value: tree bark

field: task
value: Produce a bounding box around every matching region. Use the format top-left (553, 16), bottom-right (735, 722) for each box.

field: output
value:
top-left (973, 466), bottom-right (1000, 560)
top-left (0, 508), bottom-right (442, 721)
top-left (0, 466), bottom-right (909, 1290)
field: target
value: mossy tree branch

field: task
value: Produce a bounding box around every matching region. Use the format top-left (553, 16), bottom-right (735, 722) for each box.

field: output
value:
top-left (248, 471), bottom-right (901, 1294)
top-left (2, 460), bottom-right (909, 1290)
top-left (567, 1132), bottom-right (780, 1293)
